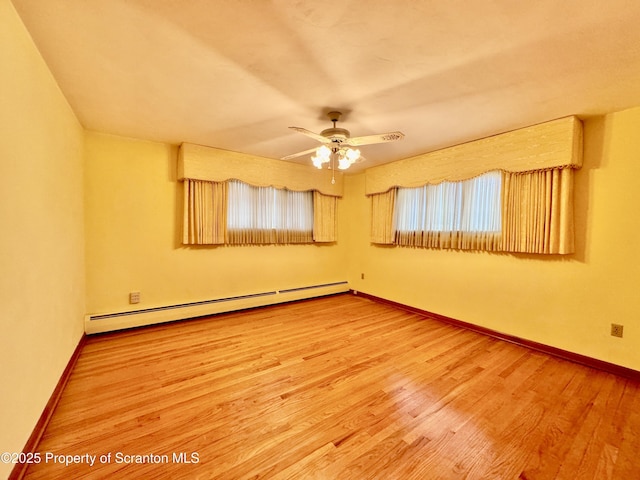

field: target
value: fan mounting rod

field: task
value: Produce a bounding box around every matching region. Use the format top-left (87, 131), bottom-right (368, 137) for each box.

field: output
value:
top-left (327, 111), bottom-right (342, 124)
top-left (321, 111), bottom-right (349, 142)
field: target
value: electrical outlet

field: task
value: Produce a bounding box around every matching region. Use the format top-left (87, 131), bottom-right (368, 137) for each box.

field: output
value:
top-left (129, 291), bottom-right (141, 304)
top-left (611, 323), bottom-right (624, 338)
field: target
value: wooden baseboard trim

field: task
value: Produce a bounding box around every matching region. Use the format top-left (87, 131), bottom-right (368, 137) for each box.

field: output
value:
top-left (9, 334), bottom-right (87, 480)
top-left (353, 290), bottom-right (640, 382)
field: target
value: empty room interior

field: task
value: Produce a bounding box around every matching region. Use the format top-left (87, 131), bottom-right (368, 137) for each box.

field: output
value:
top-left (3, 1), bottom-right (640, 478)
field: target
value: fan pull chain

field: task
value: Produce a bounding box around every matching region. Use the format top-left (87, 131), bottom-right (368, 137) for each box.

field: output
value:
top-left (331, 154), bottom-right (336, 184)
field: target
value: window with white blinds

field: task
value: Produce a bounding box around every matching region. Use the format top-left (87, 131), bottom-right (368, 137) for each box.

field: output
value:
top-left (226, 180), bottom-right (313, 243)
top-left (395, 171), bottom-right (502, 234)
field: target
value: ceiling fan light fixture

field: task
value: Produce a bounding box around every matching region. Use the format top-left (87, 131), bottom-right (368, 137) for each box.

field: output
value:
top-left (311, 145), bottom-right (331, 169)
top-left (337, 147), bottom-right (360, 170)
top-left (337, 156), bottom-right (351, 170)
top-left (282, 110), bottom-right (404, 173)
top-left (312, 145), bottom-right (360, 170)
top-left (317, 145), bottom-right (331, 158)
top-left (346, 148), bottom-right (360, 161)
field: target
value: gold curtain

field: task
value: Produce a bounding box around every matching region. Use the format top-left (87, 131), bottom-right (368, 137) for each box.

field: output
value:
top-left (313, 192), bottom-right (338, 242)
top-left (370, 188), bottom-right (397, 244)
top-left (502, 168), bottom-right (575, 254)
top-left (182, 179), bottom-right (227, 245)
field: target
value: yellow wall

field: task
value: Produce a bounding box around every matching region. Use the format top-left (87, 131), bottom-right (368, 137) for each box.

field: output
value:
top-left (0, 1), bottom-right (85, 477)
top-left (84, 132), bottom-right (349, 315)
top-left (345, 107), bottom-right (640, 371)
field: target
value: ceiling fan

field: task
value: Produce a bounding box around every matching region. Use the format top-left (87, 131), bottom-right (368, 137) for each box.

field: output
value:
top-left (282, 111), bottom-right (404, 171)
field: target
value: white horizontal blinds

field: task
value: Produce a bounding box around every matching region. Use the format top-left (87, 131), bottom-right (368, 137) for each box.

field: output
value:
top-left (394, 172), bottom-right (503, 250)
top-left (182, 179), bottom-right (226, 245)
top-left (226, 180), bottom-right (313, 244)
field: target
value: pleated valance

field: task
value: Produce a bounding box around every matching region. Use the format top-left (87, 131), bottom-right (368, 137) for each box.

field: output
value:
top-left (365, 116), bottom-right (583, 195)
top-left (178, 143), bottom-right (343, 197)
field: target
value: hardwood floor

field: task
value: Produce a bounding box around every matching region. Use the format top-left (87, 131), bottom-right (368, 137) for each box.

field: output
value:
top-left (23, 294), bottom-right (640, 479)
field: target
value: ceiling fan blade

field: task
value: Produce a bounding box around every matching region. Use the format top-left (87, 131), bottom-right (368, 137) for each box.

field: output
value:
top-left (289, 126), bottom-right (330, 143)
top-left (280, 147), bottom-right (319, 160)
top-left (346, 131), bottom-right (405, 146)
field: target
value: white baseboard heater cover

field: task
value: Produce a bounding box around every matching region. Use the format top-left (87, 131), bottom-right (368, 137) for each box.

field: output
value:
top-left (85, 281), bottom-right (350, 334)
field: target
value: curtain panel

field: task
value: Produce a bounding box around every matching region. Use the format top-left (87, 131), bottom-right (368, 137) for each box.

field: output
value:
top-left (183, 179), bottom-right (227, 245)
top-left (502, 167), bottom-right (575, 254)
top-left (370, 188), bottom-right (396, 244)
top-left (313, 192), bottom-right (338, 242)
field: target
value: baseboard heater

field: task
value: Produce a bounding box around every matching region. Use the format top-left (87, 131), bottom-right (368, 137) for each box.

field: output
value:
top-left (85, 281), bottom-right (350, 334)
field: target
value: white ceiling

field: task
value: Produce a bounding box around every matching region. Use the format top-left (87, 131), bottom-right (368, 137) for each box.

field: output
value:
top-left (11, 0), bottom-right (640, 172)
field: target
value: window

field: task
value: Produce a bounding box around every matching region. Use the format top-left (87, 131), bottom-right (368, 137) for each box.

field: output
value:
top-left (395, 171), bottom-right (502, 234)
top-left (390, 171), bottom-right (503, 249)
top-left (226, 180), bottom-right (313, 244)
top-left (182, 179), bottom-right (338, 245)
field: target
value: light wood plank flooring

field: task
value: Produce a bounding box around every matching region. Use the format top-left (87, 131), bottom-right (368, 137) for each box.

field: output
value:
top-left (23, 294), bottom-right (640, 479)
